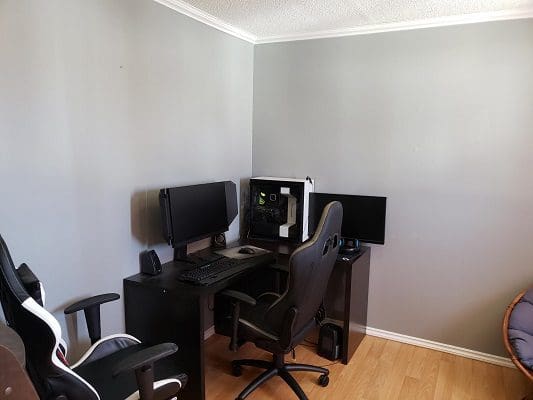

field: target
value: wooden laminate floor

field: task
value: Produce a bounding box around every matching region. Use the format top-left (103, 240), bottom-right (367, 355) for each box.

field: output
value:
top-left (205, 334), bottom-right (532, 400)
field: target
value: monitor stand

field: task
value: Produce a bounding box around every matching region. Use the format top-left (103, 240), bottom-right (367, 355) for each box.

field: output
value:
top-left (173, 246), bottom-right (196, 264)
top-left (173, 243), bottom-right (224, 265)
top-left (339, 238), bottom-right (361, 255)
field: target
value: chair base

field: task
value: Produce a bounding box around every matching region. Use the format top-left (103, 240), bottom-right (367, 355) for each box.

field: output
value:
top-left (231, 354), bottom-right (329, 400)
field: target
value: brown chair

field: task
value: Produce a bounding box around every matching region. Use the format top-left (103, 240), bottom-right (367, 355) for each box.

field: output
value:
top-left (0, 345), bottom-right (39, 400)
top-left (503, 288), bottom-right (533, 399)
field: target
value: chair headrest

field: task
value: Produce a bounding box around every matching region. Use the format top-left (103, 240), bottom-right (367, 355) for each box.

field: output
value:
top-left (290, 201), bottom-right (343, 260)
top-left (315, 201), bottom-right (342, 237)
top-left (16, 264), bottom-right (44, 307)
top-left (0, 235), bottom-right (30, 304)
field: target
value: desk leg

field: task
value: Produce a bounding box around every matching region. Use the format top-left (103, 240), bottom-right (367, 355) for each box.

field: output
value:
top-left (124, 282), bottom-right (206, 400)
top-left (342, 249), bottom-right (370, 364)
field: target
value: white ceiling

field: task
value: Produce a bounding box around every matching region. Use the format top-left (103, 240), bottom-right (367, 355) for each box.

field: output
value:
top-left (157, 0), bottom-right (533, 43)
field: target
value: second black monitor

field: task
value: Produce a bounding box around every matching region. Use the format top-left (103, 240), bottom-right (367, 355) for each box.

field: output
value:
top-left (310, 193), bottom-right (387, 245)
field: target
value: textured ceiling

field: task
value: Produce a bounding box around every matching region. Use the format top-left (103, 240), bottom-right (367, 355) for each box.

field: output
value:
top-left (179, 0), bottom-right (533, 39)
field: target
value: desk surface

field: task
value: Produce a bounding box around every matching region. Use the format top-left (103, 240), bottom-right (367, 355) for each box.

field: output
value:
top-left (245, 238), bottom-right (368, 265)
top-left (124, 247), bottom-right (275, 296)
top-left (0, 323), bottom-right (25, 367)
top-left (125, 241), bottom-right (366, 295)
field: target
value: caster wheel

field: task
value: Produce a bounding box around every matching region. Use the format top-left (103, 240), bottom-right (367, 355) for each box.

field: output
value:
top-left (318, 374), bottom-right (329, 387)
top-left (232, 364), bottom-right (243, 377)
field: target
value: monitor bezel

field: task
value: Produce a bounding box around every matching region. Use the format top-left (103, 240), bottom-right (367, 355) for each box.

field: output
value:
top-left (160, 181), bottom-right (234, 249)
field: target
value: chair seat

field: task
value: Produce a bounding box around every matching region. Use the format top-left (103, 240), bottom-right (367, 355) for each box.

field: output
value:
top-left (235, 293), bottom-right (314, 355)
top-left (239, 295), bottom-right (278, 334)
top-left (74, 344), bottom-right (184, 400)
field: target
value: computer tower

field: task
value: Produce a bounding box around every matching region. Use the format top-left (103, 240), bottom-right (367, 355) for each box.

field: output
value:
top-left (318, 323), bottom-right (343, 361)
top-left (249, 177), bottom-right (314, 243)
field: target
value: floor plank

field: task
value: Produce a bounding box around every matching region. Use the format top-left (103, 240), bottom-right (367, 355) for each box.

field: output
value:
top-left (205, 334), bottom-right (532, 400)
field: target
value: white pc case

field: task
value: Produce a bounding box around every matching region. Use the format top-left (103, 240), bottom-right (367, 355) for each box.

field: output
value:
top-left (249, 177), bottom-right (314, 243)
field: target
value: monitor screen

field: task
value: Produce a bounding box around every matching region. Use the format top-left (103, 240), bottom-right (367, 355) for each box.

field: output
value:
top-left (310, 193), bottom-right (387, 244)
top-left (160, 182), bottom-right (235, 247)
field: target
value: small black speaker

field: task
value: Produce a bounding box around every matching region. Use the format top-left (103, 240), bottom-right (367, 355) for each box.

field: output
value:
top-left (140, 250), bottom-right (162, 275)
top-left (212, 233), bottom-right (226, 249)
top-left (318, 323), bottom-right (343, 361)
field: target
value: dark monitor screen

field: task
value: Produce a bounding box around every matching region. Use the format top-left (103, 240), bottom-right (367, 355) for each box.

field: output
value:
top-left (310, 193), bottom-right (387, 244)
top-left (161, 182), bottom-right (232, 247)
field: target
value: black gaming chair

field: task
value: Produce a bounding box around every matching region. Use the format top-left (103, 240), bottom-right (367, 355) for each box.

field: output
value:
top-left (217, 201), bottom-right (343, 400)
top-left (0, 235), bottom-right (187, 400)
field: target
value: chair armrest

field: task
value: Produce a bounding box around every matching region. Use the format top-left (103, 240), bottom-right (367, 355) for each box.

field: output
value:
top-left (64, 293), bottom-right (120, 314)
top-left (219, 290), bottom-right (256, 306)
top-left (279, 307), bottom-right (298, 351)
top-left (112, 343), bottom-right (178, 377)
top-left (64, 293), bottom-right (120, 345)
top-left (219, 290), bottom-right (257, 352)
top-left (112, 343), bottom-right (181, 400)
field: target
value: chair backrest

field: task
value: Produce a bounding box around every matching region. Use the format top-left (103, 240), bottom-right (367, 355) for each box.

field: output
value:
top-left (0, 235), bottom-right (99, 400)
top-left (265, 201), bottom-right (343, 342)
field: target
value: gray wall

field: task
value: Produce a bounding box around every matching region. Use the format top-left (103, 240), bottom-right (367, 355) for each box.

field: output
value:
top-left (253, 20), bottom-right (533, 356)
top-left (0, 0), bottom-right (253, 359)
top-left (1, 0), bottom-right (531, 361)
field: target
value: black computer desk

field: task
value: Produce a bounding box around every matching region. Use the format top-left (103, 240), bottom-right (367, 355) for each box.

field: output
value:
top-left (123, 243), bottom-right (370, 400)
top-left (123, 248), bottom-right (275, 400)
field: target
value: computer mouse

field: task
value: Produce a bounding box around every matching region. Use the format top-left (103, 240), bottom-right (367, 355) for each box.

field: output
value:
top-left (238, 247), bottom-right (256, 255)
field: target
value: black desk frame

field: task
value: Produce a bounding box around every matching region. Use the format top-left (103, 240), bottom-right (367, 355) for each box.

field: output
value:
top-left (124, 244), bottom-right (370, 400)
top-left (124, 250), bottom-right (274, 400)
top-left (325, 248), bottom-right (371, 364)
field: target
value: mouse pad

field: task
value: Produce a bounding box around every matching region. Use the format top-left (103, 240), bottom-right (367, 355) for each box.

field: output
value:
top-left (215, 246), bottom-right (271, 260)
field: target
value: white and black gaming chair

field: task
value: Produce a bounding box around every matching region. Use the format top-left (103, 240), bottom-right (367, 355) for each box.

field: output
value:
top-left (216, 201), bottom-right (343, 400)
top-left (0, 235), bottom-right (187, 400)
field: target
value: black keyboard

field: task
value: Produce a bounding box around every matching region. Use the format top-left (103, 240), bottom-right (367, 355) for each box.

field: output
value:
top-left (178, 257), bottom-right (252, 285)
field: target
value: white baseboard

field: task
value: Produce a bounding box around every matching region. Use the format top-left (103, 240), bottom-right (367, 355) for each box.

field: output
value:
top-left (203, 324), bottom-right (513, 368)
top-left (204, 325), bottom-right (216, 340)
top-left (366, 327), bottom-right (514, 368)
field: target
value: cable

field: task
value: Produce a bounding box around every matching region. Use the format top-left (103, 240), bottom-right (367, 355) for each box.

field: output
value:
top-left (319, 360), bottom-right (341, 368)
top-left (315, 300), bottom-right (327, 324)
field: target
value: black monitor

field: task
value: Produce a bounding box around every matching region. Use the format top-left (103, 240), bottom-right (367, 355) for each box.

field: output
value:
top-left (159, 181), bottom-right (238, 256)
top-left (310, 193), bottom-right (387, 245)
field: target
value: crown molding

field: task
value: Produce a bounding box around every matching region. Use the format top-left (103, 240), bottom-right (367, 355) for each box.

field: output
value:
top-left (255, 8), bottom-right (533, 44)
top-left (153, 0), bottom-right (257, 43)
top-left (153, 1), bottom-right (533, 45)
